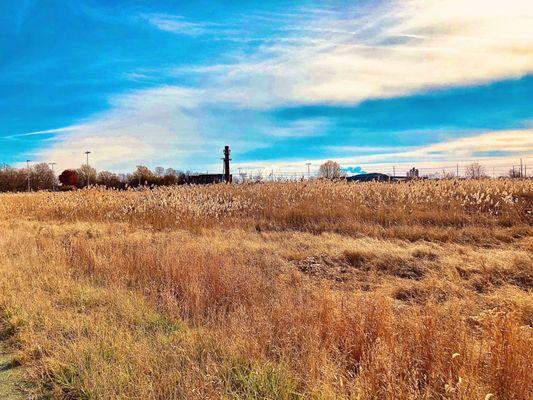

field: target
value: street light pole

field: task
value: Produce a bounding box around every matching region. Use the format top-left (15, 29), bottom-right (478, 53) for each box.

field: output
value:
top-left (26, 160), bottom-right (31, 192)
top-left (48, 162), bottom-right (57, 191)
top-left (85, 151), bottom-right (91, 187)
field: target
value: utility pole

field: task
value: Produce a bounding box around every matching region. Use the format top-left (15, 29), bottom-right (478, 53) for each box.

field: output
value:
top-left (48, 162), bottom-right (57, 191)
top-left (520, 158), bottom-right (523, 178)
top-left (393, 166), bottom-right (396, 178)
top-left (26, 160), bottom-right (31, 192)
top-left (85, 151), bottom-right (91, 187)
top-left (456, 163), bottom-right (459, 178)
top-left (306, 163), bottom-right (311, 180)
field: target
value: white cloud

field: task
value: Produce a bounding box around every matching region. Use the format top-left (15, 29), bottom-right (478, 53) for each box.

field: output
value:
top-left (228, 129), bottom-right (533, 173)
top-left (406, 129), bottom-right (533, 159)
top-left (4, 126), bottom-right (81, 139)
top-left (35, 87), bottom-right (205, 172)
top-left (143, 13), bottom-right (209, 36)
top-left (265, 119), bottom-right (329, 138)
top-left (324, 145), bottom-right (417, 154)
top-left (30, 84), bottom-right (328, 171)
top-left (190, 0), bottom-right (533, 106)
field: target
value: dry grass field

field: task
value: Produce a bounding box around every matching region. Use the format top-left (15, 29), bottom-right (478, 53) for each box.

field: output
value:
top-left (0, 179), bottom-right (531, 399)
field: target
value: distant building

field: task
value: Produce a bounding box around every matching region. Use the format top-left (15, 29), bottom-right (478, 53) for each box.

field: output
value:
top-left (187, 174), bottom-right (228, 185)
top-left (186, 146), bottom-right (233, 185)
top-left (406, 167), bottom-right (419, 178)
top-left (347, 173), bottom-right (391, 182)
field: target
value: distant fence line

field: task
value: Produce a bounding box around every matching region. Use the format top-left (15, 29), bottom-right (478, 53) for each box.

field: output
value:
top-left (233, 163), bottom-right (530, 182)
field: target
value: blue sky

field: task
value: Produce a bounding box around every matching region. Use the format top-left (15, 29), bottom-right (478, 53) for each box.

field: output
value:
top-left (0, 0), bottom-right (532, 174)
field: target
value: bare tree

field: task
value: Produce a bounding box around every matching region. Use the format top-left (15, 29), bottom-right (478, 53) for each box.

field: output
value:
top-left (154, 166), bottom-right (165, 177)
top-left (0, 165), bottom-right (26, 192)
top-left (439, 169), bottom-right (455, 179)
top-left (162, 169), bottom-right (186, 185)
top-left (77, 164), bottom-right (97, 187)
top-left (130, 165), bottom-right (155, 187)
top-left (464, 163), bottom-right (486, 179)
top-left (318, 160), bottom-right (344, 179)
top-left (97, 171), bottom-right (122, 188)
top-left (165, 168), bottom-right (177, 177)
top-left (508, 168), bottom-right (521, 178)
top-left (31, 163), bottom-right (55, 190)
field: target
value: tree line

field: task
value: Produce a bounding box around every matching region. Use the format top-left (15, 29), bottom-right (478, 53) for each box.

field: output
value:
top-left (0, 160), bottom-right (523, 192)
top-left (0, 164), bottom-right (188, 192)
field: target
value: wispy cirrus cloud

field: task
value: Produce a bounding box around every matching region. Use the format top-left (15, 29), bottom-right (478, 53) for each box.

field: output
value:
top-left (3, 126), bottom-right (80, 140)
top-left (323, 145), bottom-right (417, 154)
top-left (340, 129), bottom-right (533, 166)
top-left (406, 129), bottom-right (533, 160)
top-left (29, 87), bottom-right (330, 172)
top-left (142, 13), bottom-right (211, 36)
top-left (33, 87), bottom-right (205, 171)
top-left (177, 0), bottom-right (533, 107)
top-left (227, 129), bottom-right (533, 174)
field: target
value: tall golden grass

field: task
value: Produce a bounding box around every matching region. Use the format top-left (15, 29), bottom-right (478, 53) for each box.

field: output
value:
top-left (0, 179), bottom-right (531, 399)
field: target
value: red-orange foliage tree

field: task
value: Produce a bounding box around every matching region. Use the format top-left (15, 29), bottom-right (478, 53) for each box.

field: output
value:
top-left (58, 169), bottom-right (78, 187)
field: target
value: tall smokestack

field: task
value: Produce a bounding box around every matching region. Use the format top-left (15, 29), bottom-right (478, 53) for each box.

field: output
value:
top-left (223, 145), bottom-right (232, 183)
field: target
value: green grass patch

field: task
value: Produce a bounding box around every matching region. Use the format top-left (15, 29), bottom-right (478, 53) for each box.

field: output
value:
top-left (0, 346), bottom-right (27, 400)
top-left (224, 360), bottom-right (302, 400)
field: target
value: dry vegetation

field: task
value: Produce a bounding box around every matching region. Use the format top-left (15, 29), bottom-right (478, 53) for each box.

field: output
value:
top-left (0, 179), bottom-right (531, 399)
